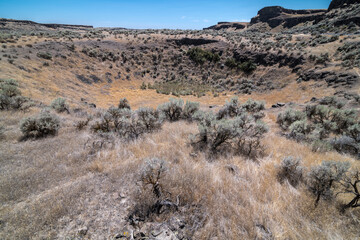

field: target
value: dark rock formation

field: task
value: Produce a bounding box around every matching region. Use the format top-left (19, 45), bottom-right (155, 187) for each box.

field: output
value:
top-left (299, 70), bottom-right (358, 87)
top-left (204, 22), bottom-right (248, 30)
top-left (167, 38), bottom-right (218, 46)
top-left (250, 6), bottom-right (326, 28)
top-left (329, 0), bottom-right (360, 10)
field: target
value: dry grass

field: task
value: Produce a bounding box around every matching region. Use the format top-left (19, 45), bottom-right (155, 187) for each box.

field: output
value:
top-left (1, 30), bottom-right (360, 239)
top-left (1, 106), bottom-right (359, 239)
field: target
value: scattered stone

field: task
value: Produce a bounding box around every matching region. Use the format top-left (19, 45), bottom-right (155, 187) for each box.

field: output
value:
top-left (78, 226), bottom-right (88, 236)
top-left (271, 102), bottom-right (285, 108)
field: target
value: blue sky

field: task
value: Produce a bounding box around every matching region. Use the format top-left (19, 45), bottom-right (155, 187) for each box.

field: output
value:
top-left (0, 0), bottom-right (331, 29)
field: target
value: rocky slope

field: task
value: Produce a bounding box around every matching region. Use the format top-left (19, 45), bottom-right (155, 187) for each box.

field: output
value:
top-left (205, 0), bottom-right (360, 32)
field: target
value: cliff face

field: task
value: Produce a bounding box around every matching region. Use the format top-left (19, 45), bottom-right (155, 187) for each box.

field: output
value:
top-left (329, 0), bottom-right (360, 10)
top-left (250, 6), bottom-right (327, 28)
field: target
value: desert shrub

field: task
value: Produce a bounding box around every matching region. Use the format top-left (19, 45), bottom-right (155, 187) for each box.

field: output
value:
top-left (234, 119), bottom-right (269, 157)
top-left (75, 117), bottom-right (91, 131)
top-left (191, 112), bottom-right (268, 158)
top-left (91, 107), bottom-right (130, 133)
top-left (0, 79), bottom-right (33, 111)
top-left (140, 158), bottom-right (167, 198)
top-left (51, 98), bottom-right (69, 113)
top-left (137, 107), bottom-right (162, 132)
top-left (140, 82), bottom-right (147, 90)
top-left (347, 123), bottom-right (360, 141)
top-left (277, 157), bottom-right (304, 187)
top-left (182, 101), bottom-right (199, 121)
top-left (289, 120), bottom-right (312, 141)
top-left (253, 111), bottom-right (265, 121)
top-left (225, 58), bottom-right (238, 69)
top-left (37, 52), bottom-right (52, 60)
top-left (319, 96), bottom-right (345, 109)
top-left (117, 112), bottom-right (146, 139)
top-left (0, 125), bottom-right (5, 140)
top-left (306, 104), bottom-right (357, 134)
top-left (330, 136), bottom-right (359, 156)
top-left (242, 99), bottom-right (265, 113)
top-left (225, 59), bottom-right (257, 74)
top-left (0, 79), bottom-right (21, 97)
top-left (20, 110), bottom-right (60, 139)
top-left (238, 61), bottom-right (257, 74)
top-left (158, 98), bottom-right (184, 122)
top-left (277, 109), bottom-right (306, 130)
top-left (216, 97), bottom-right (241, 119)
top-left (307, 161), bottom-right (350, 206)
top-left (187, 47), bottom-right (220, 65)
top-left (311, 140), bottom-right (334, 153)
top-left (10, 96), bottom-right (32, 110)
top-left (91, 106), bottom-right (161, 139)
top-left (118, 98), bottom-right (131, 110)
top-left (0, 94), bottom-right (11, 110)
top-left (336, 170), bottom-right (360, 210)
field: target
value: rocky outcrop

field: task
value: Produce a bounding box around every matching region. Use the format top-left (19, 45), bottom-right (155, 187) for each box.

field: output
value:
top-left (204, 22), bottom-right (248, 30)
top-left (167, 38), bottom-right (218, 46)
top-left (329, 0), bottom-right (360, 10)
top-left (250, 6), bottom-right (327, 28)
top-left (299, 69), bottom-right (359, 87)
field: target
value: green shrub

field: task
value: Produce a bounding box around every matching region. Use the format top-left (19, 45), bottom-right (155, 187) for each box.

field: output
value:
top-left (277, 109), bottom-right (306, 130)
top-left (182, 101), bottom-right (199, 121)
top-left (20, 110), bottom-right (60, 139)
top-left (289, 120), bottom-right (312, 141)
top-left (158, 98), bottom-right (184, 122)
top-left (277, 157), bottom-right (304, 187)
top-left (225, 59), bottom-right (256, 74)
top-left (238, 61), bottom-right (257, 74)
top-left (51, 98), bottom-right (69, 113)
top-left (187, 47), bottom-right (220, 65)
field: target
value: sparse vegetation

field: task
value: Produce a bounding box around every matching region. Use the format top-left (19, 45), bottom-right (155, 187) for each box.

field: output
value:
top-left (1, 7), bottom-right (360, 239)
top-left (20, 110), bottom-right (60, 139)
top-left (187, 47), bottom-right (220, 65)
top-left (51, 97), bottom-right (69, 113)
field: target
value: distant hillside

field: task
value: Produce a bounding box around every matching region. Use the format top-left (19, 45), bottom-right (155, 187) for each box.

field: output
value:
top-left (0, 18), bottom-right (93, 31)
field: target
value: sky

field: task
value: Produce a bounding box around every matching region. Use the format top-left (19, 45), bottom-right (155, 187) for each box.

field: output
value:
top-left (0, 0), bottom-right (332, 29)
